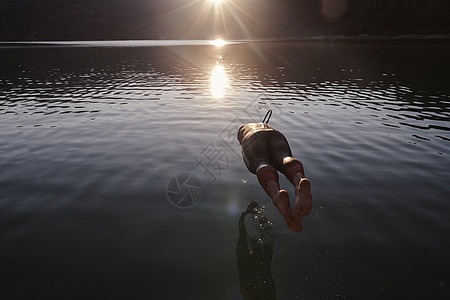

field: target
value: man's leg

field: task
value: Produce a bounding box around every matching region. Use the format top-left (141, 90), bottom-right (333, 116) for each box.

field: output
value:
top-left (282, 157), bottom-right (312, 219)
top-left (256, 164), bottom-right (300, 232)
top-left (241, 131), bottom-right (300, 232)
top-left (267, 131), bottom-right (312, 222)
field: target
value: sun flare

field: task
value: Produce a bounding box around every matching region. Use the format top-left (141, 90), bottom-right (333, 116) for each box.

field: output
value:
top-left (210, 39), bottom-right (227, 47)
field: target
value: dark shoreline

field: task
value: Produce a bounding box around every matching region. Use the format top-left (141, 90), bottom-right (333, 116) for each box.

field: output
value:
top-left (1, 35), bottom-right (450, 48)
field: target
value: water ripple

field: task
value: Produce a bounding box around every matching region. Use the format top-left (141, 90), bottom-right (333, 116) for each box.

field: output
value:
top-left (1, 42), bottom-right (449, 298)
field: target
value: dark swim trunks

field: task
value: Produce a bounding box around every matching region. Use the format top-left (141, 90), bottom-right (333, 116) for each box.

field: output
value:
top-left (237, 123), bottom-right (293, 174)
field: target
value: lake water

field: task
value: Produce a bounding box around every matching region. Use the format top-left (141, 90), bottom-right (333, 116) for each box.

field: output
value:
top-left (0, 40), bottom-right (449, 299)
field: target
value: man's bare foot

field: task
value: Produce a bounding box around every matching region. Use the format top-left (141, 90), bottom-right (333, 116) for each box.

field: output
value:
top-left (294, 178), bottom-right (312, 219)
top-left (274, 190), bottom-right (302, 232)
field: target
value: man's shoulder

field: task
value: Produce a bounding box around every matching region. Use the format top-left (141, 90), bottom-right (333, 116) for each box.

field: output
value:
top-left (243, 122), bottom-right (268, 128)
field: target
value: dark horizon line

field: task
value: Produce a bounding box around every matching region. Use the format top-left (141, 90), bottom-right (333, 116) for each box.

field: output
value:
top-left (1, 34), bottom-right (450, 44)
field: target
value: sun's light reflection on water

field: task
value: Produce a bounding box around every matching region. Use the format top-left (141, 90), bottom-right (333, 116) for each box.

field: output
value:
top-left (210, 64), bottom-right (228, 98)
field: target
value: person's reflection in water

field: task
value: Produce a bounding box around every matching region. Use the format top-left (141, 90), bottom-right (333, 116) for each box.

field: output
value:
top-left (237, 201), bottom-right (277, 300)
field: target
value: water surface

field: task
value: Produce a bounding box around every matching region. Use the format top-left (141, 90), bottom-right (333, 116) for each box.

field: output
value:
top-left (1, 40), bottom-right (449, 299)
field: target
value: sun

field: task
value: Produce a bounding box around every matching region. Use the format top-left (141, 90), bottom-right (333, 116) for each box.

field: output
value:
top-left (210, 0), bottom-right (223, 4)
